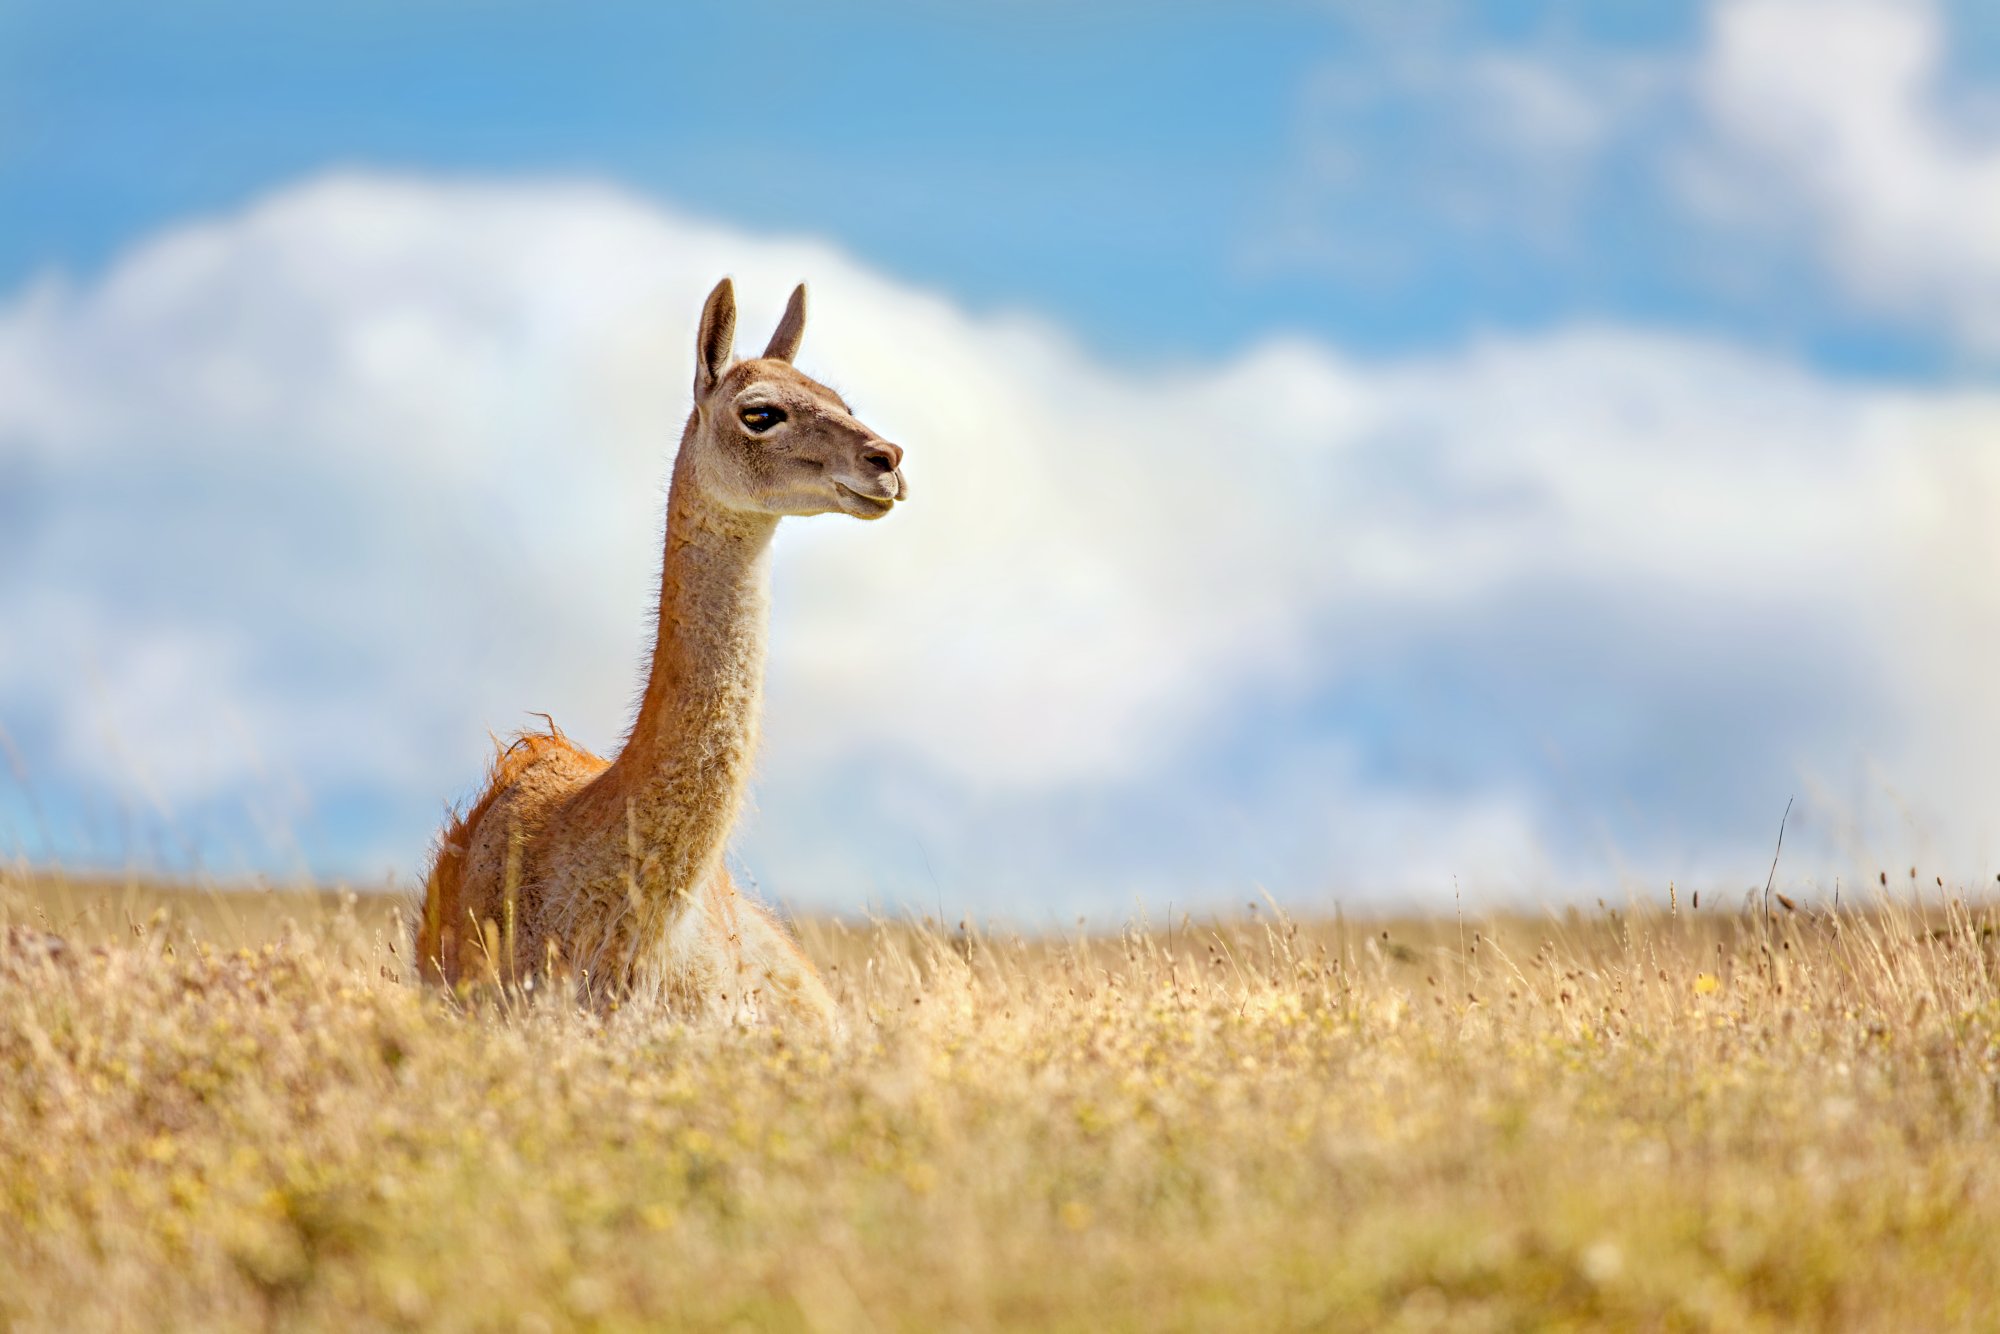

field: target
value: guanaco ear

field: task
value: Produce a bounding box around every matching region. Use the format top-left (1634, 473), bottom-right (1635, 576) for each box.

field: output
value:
top-left (695, 277), bottom-right (737, 397)
top-left (762, 283), bottom-right (807, 363)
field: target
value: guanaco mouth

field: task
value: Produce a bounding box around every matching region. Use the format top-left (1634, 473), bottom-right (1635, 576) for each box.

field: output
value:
top-left (836, 483), bottom-right (895, 515)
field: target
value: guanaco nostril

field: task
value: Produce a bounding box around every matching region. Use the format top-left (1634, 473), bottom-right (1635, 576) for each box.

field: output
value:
top-left (862, 442), bottom-right (903, 472)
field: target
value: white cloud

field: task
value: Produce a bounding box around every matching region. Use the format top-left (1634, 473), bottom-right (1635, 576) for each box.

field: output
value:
top-left (1253, 1), bottom-right (1999, 355)
top-left (1691, 0), bottom-right (2000, 349)
top-left (1, 172), bottom-right (1997, 913)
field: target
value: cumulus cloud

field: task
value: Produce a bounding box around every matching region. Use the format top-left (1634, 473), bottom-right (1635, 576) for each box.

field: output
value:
top-left (1255, 0), bottom-right (1999, 359)
top-left (1688, 0), bottom-right (2000, 350)
top-left (1, 173), bottom-right (1997, 916)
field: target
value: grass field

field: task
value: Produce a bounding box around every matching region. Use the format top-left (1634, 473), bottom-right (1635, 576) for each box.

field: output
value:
top-left (3, 868), bottom-right (1999, 1331)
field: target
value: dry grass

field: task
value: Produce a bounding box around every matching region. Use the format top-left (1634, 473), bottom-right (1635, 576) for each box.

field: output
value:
top-left (3, 868), bottom-right (1999, 1331)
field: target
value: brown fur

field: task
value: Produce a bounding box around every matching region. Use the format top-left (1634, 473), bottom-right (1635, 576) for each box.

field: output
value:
top-left (415, 728), bottom-right (604, 987)
top-left (413, 279), bottom-right (906, 1027)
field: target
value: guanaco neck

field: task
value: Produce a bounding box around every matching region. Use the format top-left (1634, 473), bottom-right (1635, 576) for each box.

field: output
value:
top-left (608, 416), bottom-right (778, 901)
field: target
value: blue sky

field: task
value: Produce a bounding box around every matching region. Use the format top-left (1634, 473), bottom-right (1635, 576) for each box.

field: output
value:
top-left (7, 0), bottom-right (1994, 371)
top-left (3, 0), bottom-right (1999, 917)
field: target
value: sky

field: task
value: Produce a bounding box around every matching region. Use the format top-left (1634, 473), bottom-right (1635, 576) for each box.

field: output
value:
top-left (2, 0), bottom-right (1998, 920)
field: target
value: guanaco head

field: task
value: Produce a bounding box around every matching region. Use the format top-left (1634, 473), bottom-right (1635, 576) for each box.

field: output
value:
top-left (681, 277), bottom-right (908, 521)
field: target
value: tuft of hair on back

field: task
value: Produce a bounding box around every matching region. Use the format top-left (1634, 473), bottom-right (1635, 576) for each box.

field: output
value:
top-left (413, 725), bottom-right (592, 987)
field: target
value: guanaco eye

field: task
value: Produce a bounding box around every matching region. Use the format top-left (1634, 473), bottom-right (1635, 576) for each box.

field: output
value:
top-left (740, 405), bottom-right (785, 433)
